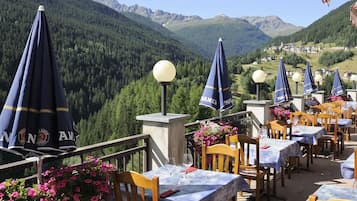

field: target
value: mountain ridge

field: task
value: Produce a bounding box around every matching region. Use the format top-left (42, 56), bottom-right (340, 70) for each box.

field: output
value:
top-left (97, 0), bottom-right (302, 37)
top-left (94, 0), bottom-right (202, 26)
top-left (240, 16), bottom-right (303, 37)
top-left (95, 0), bottom-right (271, 57)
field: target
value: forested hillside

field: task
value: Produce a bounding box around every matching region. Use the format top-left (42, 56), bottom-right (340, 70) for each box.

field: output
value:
top-left (77, 59), bottom-right (247, 146)
top-left (271, 1), bottom-right (357, 46)
top-left (166, 16), bottom-right (271, 58)
top-left (0, 0), bottom-right (195, 122)
top-left (120, 12), bottom-right (209, 58)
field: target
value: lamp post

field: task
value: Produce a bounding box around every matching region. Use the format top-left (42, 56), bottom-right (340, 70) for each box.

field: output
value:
top-left (252, 69), bottom-right (266, 101)
top-left (315, 73), bottom-right (323, 91)
top-left (350, 74), bottom-right (357, 89)
top-left (153, 60), bottom-right (176, 115)
top-left (292, 72), bottom-right (302, 94)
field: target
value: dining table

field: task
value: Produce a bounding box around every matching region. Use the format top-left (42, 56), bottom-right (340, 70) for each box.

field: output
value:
top-left (346, 101), bottom-right (356, 111)
top-left (316, 118), bottom-right (352, 128)
top-left (249, 137), bottom-right (301, 195)
top-left (341, 152), bottom-right (354, 179)
top-left (257, 138), bottom-right (302, 171)
top-left (290, 125), bottom-right (327, 168)
top-left (310, 184), bottom-right (357, 200)
top-left (291, 125), bottom-right (326, 145)
top-left (143, 165), bottom-right (250, 201)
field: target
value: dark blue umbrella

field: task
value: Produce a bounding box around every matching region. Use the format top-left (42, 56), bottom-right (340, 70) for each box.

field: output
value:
top-left (199, 38), bottom-right (233, 114)
top-left (0, 5), bottom-right (77, 157)
top-left (303, 63), bottom-right (317, 95)
top-left (331, 69), bottom-right (344, 96)
top-left (274, 59), bottom-right (292, 104)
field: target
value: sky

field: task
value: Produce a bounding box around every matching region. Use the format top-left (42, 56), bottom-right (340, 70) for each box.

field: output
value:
top-left (117, 0), bottom-right (350, 27)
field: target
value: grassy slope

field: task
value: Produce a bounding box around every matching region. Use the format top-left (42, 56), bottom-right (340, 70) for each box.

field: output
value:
top-left (234, 46), bottom-right (357, 95)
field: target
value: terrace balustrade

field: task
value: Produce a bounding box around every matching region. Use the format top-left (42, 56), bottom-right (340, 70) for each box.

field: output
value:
top-left (0, 111), bottom-right (257, 186)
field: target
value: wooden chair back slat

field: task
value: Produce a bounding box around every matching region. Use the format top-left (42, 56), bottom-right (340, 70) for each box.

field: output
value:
top-left (269, 120), bottom-right (288, 139)
top-left (290, 111), bottom-right (316, 126)
top-left (354, 149), bottom-right (357, 180)
top-left (316, 113), bottom-right (338, 140)
top-left (236, 134), bottom-right (259, 171)
top-left (202, 143), bottom-right (239, 174)
top-left (308, 194), bottom-right (317, 201)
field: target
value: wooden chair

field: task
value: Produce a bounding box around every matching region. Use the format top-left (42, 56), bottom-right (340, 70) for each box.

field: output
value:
top-left (331, 108), bottom-right (343, 118)
top-left (269, 120), bottom-right (289, 140)
top-left (330, 107), bottom-right (351, 144)
top-left (290, 111), bottom-right (316, 126)
top-left (201, 143), bottom-right (240, 201)
top-left (333, 100), bottom-right (345, 109)
top-left (351, 103), bottom-right (357, 133)
top-left (268, 120), bottom-right (297, 184)
top-left (353, 149), bottom-right (357, 180)
top-left (308, 194), bottom-right (317, 201)
top-left (290, 111), bottom-right (316, 168)
top-left (202, 143), bottom-right (239, 174)
top-left (316, 113), bottom-right (342, 159)
top-left (342, 106), bottom-right (353, 141)
top-left (310, 104), bottom-right (328, 113)
top-left (112, 171), bottom-right (159, 201)
top-left (234, 135), bottom-right (270, 201)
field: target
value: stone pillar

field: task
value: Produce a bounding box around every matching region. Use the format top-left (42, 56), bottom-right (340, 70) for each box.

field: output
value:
top-left (136, 113), bottom-right (190, 170)
top-left (311, 90), bottom-right (325, 104)
top-left (347, 89), bottom-right (357, 101)
top-left (243, 100), bottom-right (272, 138)
top-left (292, 95), bottom-right (305, 112)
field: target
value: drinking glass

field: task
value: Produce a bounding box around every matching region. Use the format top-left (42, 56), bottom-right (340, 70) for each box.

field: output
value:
top-left (182, 153), bottom-right (193, 169)
top-left (259, 125), bottom-right (268, 140)
top-left (293, 116), bottom-right (299, 126)
top-left (353, 179), bottom-right (357, 193)
top-left (164, 157), bottom-right (176, 166)
top-left (163, 157), bottom-right (176, 175)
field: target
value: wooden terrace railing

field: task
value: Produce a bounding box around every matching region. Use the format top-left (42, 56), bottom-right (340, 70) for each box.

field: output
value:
top-left (0, 134), bottom-right (151, 184)
top-left (0, 111), bottom-right (260, 185)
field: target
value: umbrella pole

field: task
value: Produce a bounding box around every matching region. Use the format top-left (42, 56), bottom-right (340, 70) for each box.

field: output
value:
top-left (37, 156), bottom-right (43, 184)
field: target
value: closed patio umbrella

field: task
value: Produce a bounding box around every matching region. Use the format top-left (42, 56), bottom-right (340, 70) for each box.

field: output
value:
top-left (303, 63), bottom-right (317, 95)
top-left (0, 5), bottom-right (78, 157)
top-left (199, 38), bottom-right (233, 118)
top-left (331, 69), bottom-right (344, 96)
top-left (274, 59), bottom-right (292, 105)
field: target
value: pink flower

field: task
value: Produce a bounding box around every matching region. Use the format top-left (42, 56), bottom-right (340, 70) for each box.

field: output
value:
top-left (90, 196), bottom-right (99, 201)
top-left (63, 196), bottom-right (70, 201)
top-left (38, 184), bottom-right (49, 192)
top-left (57, 180), bottom-right (67, 188)
top-left (97, 184), bottom-right (110, 193)
top-left (28, 188), bottom-right (37, 197)
top-left (75, 186), bottom-right (81, 193)
top-left (90, 171), bottom-right (97, 177)
top-left (0, 192), bottom-right (4, 198)
top-left (0, 182), bottom-right (5, 190)
top-left (11, 191), bottom-right (19, 198)
top-left (49, 187), bottom-right (56, 197)
top-left (73, 193), bottom-right (81, 201)
top-left (84, 179), bottom-right (93, 184)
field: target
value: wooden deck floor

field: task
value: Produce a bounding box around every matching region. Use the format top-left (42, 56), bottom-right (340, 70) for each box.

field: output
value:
top-left (237, 132), bottom-right (357, 201)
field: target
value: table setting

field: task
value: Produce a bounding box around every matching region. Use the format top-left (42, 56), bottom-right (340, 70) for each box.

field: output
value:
top-left (143, 161), bottom-right (249, 201)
